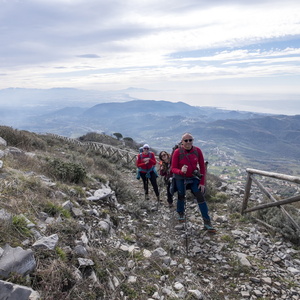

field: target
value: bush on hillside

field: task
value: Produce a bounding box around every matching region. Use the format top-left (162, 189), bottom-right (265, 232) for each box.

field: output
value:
top-left (0, 126), bottom-right (46, 151)
top-left (78, 131), bottom-right (140, 152)
top-left (78, 132), bottom-right (120, 146)
top-left (46, 158), bottom-right (86, 184)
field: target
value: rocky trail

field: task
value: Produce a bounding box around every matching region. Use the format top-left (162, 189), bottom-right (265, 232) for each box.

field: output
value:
top-left (0, 159), bottom-right (299, 299)
top-left (121, 170), bottom-right (300, 299)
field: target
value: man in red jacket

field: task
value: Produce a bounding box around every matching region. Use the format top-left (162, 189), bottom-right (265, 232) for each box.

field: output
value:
top-left (171, 133), bottom-right (216, 232)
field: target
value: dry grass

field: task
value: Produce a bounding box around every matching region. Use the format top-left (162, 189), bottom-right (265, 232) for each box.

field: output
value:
top-left (0, 126), bottom-right (46, 151)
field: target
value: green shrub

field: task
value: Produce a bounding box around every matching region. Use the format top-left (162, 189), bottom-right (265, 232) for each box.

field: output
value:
top-left (47, 158), bottom-right (86, 183)
top-left (43, 202), bottom-right (71, 218)
top-left (120, 283), bottom-right (138, 299)
top-left (56, 247), bottom-right (67, 261)
top-left (12, 215), bottom-right (31, 237)
top-left (213, 192), bottom-right (229, 202)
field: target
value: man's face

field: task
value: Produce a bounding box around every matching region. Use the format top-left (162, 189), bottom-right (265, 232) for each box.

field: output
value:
top-left (182, 135), bottom-right (193, 150)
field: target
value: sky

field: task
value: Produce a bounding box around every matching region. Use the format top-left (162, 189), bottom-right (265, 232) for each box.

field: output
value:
top-left (1, 0), bottom-right (300, 115)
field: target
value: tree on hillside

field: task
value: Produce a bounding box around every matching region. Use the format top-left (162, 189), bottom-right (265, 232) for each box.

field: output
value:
top-left (123, 137), bottom-right (137, 149)
top-left (113, 132), bottom-right (123, 140)
top-left (123, 137), bottom-right (133, 143)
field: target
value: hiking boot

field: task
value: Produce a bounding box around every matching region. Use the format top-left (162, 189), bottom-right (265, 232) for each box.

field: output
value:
top-left (168, 203), bottom-right (174, 208)
top-left (178, 212), bottom-right (185, 222)
top-left (157, 195), bottom-right (161, 202)
top-left (203, 221), bottom-right (216, 233)
top-left (145, 194), bottom-right (150, 200)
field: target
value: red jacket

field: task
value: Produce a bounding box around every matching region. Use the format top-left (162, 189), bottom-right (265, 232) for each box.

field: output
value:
top-left (136, 151), bottom-right (157, 172)
top-left (171, 145), bottom-right (206, 185)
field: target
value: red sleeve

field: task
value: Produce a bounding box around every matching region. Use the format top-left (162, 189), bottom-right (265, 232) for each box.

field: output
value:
top-left (197, 148), bottom-right (206, 185)
top-left (149, 152), bottom-right (156, 167)
top-left (171, 149), bottom-right (184, 176)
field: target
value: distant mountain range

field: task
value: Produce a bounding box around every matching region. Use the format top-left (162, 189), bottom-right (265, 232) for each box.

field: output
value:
top-left (1, 88), bottom-right (299, 173)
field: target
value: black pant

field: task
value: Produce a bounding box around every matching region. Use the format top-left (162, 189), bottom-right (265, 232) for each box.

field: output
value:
top-left (140, 171), bottom-right (159, 197)
top-left (166, 180), bottom-right (173, 204)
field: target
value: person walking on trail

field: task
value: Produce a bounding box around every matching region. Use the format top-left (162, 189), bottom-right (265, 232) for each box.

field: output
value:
top-left (158, 151), bottom-right (174, 208)
top-left (171, 133), bottom-right (216, 232)
top-left (136, 144), bottom-right (160, 201)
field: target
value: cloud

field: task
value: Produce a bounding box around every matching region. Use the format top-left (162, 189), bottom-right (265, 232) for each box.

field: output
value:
top-left (77, 54), bottom-right (101, 58)
top-left (0, 0), bottom-right (300, 112)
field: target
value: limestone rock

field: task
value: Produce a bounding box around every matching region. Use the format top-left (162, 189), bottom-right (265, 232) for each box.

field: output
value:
top-left (0, 245), bottom-right (36, 278)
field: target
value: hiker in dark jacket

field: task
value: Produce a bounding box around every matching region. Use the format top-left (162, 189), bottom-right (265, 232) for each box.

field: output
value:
top-left (158, 151), bottom-right (173, 208)
top-left (136, 144), bottom-right (160, 201)
top-left (171, 133), bottom-right (216, 232)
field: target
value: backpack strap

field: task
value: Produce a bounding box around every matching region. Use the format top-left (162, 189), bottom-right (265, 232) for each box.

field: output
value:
top-left (140, 151), bottom-right (154, 159)
top-left (179, 147), bottom-right (198, 161)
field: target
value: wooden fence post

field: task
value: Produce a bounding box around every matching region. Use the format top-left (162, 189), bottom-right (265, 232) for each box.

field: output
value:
top-left (241, 172), bottom-right (252, 214)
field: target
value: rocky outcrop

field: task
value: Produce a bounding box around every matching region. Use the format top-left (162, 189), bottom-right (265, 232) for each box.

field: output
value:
top-left (0, 281), bottom-right (39, 300)
top-left (0, 137), bottom-right (7, 146)
top-left (0, 245), bottom-right (36, 278)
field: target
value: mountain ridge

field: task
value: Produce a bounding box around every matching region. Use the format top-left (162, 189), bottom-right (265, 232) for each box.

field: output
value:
top-left (1, 95), bottom-right (299, 173)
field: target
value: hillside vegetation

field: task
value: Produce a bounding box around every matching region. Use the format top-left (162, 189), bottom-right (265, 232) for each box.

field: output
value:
top-left (0, 126), bottom-right (299, 300)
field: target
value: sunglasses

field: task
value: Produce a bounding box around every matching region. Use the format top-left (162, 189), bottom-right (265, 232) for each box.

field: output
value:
top-left (143, 147), bottom-right (149, 150)
top-left (183, 139), bottom-right (193, 143)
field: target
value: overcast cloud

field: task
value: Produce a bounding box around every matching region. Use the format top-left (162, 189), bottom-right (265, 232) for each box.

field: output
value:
top-left (1, 0), bottom-right (300, 114)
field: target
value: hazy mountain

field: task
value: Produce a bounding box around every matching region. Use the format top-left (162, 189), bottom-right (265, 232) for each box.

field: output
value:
top-left (1, 88), bottom-right (299, 172)
top-left (17, 99), bottom-right (265, 137)
top-left (200, 115), bottom-right (300, 160)
top-left (3, 99), bottom-right (297, 162)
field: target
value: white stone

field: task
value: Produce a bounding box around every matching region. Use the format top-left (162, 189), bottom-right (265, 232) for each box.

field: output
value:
top-left (287, 267), bottom-right (300, 275)
top-left (235, 252), bottom-right (251, 267)
top-left (188, 289), bottom-right (203, 299)
top-left (127, 276), bottom-right (137, 283)
top-left (143, 249), bottom-right (152, 258)
top-left (78, 258), bottom-right (94, 267)
top-left (151, 247), bottom-right (167, 257)
top-left (174, 282), bottom-right (184, 291)
top-left (120, 245), bottom-right (129, 252)
top-left (81, 232), bottom-right (89, 246)
top-left (113, 276), bottom-right (120, 287)
top-left (32, 234), bottom-right (59, 250)
top-left (262, 277), bottom-right (272, 285)
top-left (99, 220), bottom-right (110, 233)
